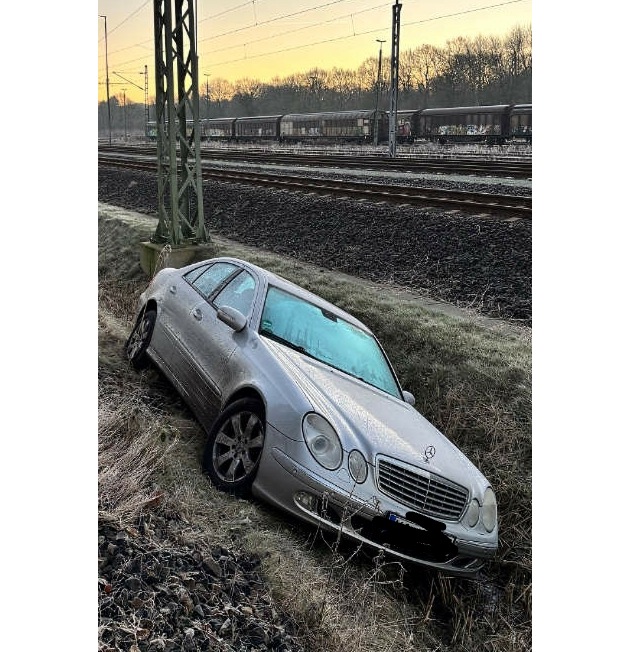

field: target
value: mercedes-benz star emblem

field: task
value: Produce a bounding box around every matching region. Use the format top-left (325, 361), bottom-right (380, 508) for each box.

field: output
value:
top-left (423, 445), bottom-right (436, 462)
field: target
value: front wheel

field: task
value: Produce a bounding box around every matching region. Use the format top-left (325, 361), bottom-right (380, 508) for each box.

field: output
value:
top-left (125, 308), bottom-right (156, 370)
top-left (202, 398), bottom-right (265, 495)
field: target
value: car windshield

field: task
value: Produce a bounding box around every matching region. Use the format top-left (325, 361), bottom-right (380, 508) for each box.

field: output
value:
top-left (259, 286), bottom-right (401, 398)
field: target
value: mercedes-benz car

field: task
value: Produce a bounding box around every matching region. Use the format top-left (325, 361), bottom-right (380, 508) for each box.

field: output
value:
top-left (125, 257), bottom-right (498, 575)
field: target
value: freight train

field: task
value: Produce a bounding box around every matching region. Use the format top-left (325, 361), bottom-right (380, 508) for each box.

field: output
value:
top-left (146, 104), bottom-right (532, 146)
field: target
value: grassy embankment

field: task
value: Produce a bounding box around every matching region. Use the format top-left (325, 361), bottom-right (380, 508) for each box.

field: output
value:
top-left (98, 204), bottom-right (531, 652)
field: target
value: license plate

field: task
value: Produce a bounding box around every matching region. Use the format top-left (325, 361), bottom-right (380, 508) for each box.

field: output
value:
top-left (386, 511), bottom-right (424, 531)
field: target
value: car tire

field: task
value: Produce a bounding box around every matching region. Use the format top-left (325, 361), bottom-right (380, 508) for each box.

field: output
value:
top-left (125, 308), bottom-right (156, 370)
top-left (203, 398), bottom-right (265, 495)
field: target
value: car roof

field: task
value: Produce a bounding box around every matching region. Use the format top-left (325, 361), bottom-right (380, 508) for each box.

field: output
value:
top-left (211, 257), bottom-right (372, 333)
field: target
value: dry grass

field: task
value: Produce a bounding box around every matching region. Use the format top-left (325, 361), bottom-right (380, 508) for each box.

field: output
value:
top-left (98, 394), bottom-right (173, 527)
top-left (246, 531), bottom-right (433, 652)
top-left (97, 203), bottom-right (532, 651)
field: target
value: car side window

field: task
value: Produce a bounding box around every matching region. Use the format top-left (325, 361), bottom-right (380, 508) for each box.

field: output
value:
top-left (213, 270), bottom-right (256, 316)
top-left (184, 262), bottom-right (238, 298)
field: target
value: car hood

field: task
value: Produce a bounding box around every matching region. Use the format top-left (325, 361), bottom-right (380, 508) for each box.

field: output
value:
top-left (265, 341), bottom-right (482, 484)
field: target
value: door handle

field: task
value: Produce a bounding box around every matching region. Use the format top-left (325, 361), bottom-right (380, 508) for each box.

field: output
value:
top-left (192, 308), bottom-right (203, 321)
top-left (169, 285), bottom-right (177, 294)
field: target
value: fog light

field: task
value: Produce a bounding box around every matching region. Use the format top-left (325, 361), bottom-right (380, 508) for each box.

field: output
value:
top-left (481, 487), bottom-right (497, 532)
top-left (295, 491), bottom-right (318, 512)
top-left (467, 498), bottom-right (480, 527)
top-left (348, 450), bottom-right (368, 483)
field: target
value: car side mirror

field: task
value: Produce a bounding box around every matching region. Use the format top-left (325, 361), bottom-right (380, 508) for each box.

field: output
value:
top-left (402, 390), bottom-right (415, 406)
top-left (217, 305), bottom-right (247, 332)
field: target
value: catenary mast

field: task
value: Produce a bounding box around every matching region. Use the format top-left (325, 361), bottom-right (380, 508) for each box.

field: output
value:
top-left (151, 0), bottom-right (207, 247)
top-left (388, 1), bottom-right (402, 158)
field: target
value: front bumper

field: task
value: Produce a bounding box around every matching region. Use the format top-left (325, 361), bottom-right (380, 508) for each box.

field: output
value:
top-left (252, 434), bottom-right (496, 577)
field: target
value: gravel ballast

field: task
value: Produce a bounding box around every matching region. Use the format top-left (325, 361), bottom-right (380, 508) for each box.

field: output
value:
top-left (98, 166), bottom-right (531, 325)
top-left (99, 516), bottom-right (305, 652)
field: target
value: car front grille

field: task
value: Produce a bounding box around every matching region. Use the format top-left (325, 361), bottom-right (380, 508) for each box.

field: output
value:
top-left (376, 457), bottom-right (469, 522)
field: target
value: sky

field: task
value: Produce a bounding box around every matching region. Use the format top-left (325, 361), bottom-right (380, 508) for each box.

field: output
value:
top-left (97, 0), bottom-right (532, 104)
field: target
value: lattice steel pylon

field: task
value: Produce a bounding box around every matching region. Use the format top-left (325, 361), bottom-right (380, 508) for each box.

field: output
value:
top-left (152, 0), bottom-right (207, 245)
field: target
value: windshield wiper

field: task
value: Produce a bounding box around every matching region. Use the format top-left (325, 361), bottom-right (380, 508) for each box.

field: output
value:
top-left (260, 329), bottom-right (313, 358)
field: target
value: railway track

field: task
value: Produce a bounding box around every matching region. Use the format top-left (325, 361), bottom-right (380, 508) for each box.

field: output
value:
top-left (98, 151), bottom-right (531, 218)
top-left (202, 149), bottom-right (532, 179)
top-left (99, 144), bottom-right (532, 179)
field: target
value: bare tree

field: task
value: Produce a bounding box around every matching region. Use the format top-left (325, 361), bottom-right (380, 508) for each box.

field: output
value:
top-left (433, 37), bottom-right (472, 105)
top-left (464, 35), bottom-right (499, 105)
top-left (357, 56), bottom-right (380, 93)
top-left (502, 24), bottom-right (532, 99)
top-left (398, 49), bottom-right (415, 93)
top-left (208, 77), bottom-right (235, 115)
top-left (139, 23), bottom-right (533, 120)
top-left (232, 78), bottom-right (263, 115)
top-left (327, 67), bottom-right (360, 109)
top-left (412, 44), bottom-right (444, 108)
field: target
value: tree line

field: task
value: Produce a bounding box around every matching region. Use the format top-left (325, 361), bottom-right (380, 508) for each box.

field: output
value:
top-left (98, 24), bottom-right (531, 138)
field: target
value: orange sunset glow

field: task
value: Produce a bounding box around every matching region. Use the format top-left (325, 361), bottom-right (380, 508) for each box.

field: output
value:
top-left (98, 0), bottom-right (532, 105)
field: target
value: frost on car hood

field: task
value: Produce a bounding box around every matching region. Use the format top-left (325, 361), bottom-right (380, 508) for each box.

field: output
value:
top-left (265, 340), bottom-right (483, 485)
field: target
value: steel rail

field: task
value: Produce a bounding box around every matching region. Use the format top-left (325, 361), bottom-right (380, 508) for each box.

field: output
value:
top-left (98, 144), bottom-right (532, 179)
top-left (98, 153), bottom-right (531, 218)
top-left (201, 149), bottom-right (532, 178)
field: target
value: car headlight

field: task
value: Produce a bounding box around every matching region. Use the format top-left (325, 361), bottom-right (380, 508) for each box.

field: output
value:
top-left (466, 498), bottom-right (480, 527)
top-left (348, 450), bottom-right (368, 483)
top-left (302, 413), bottom-right (342, 470)
top-left (481, 487), bottom-right (497, 532)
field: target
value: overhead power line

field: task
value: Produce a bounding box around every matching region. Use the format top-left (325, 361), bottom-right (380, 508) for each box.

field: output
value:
top-left (199, 1), bottom-right (255, 23)
top-left (202, 0), bottom-right (529, 71)
top-left (98, 0), bottom-right (151, 42)
top-left (112, 71), bottom-right (144, 92)
top-left (103, 0), bottom-right (529, 77)
top-left (199, 0), bottom-right (351, 44)
top-left (203, 1), bottom-right (386, 56)
top-left (405, 0), bottom-right (526, 29)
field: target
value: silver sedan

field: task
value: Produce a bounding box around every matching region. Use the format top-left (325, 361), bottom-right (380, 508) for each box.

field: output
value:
top-left (126, 257), bottom-right (498, 575)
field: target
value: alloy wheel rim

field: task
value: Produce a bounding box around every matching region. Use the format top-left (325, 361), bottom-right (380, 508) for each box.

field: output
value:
top-left (213, 410), bottom-right (264, 483)
top-left (127, 317), bottom-right (150, 359)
